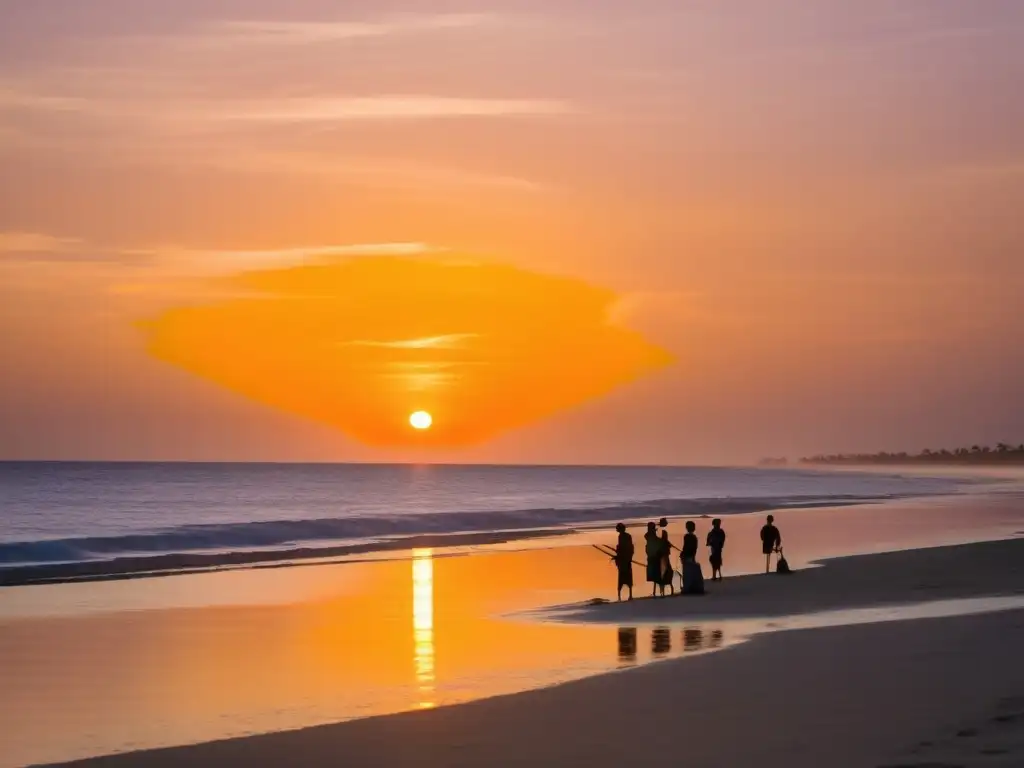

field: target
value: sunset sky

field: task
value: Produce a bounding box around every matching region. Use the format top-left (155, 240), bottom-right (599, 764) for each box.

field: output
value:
top-left (1, 0), bottom-right (1022, 464)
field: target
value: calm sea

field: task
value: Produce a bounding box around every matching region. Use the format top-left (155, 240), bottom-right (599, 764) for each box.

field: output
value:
top-left (0, 462), bottom-right (968, 568)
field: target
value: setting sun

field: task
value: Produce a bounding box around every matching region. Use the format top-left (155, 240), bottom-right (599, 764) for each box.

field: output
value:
top-left (409, 411), bottom-right (433, 430)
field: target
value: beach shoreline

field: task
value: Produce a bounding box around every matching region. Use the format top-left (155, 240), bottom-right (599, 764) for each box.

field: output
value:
top-left (543, 537), bottom-right (1024, 623)
top-left (33, 535), bottom-right (1024, 768)
top-left (1, 461), bottom-right (983, 589)
top-left (0, 494), bottom-right (919, 588)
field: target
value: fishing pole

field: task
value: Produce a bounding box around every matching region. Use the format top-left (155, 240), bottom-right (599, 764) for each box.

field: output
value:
top-left (596, 542), bottom-right (679, 577)
top-left (592, 544), bottom-right (644, 569)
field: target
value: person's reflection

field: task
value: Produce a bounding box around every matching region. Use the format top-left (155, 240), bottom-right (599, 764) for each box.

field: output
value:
top-left (617, 627), bottom-right (638, 663)
top-left (709, 629), bottom-right (724, 649)
top-left (651, 626), bottom-right (671, 656)
top-left (683, 628), bottom-right (704, 652)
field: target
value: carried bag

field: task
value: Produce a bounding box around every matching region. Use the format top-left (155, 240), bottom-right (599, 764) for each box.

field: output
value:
top-left (776, 548), bottom-right (791, 574)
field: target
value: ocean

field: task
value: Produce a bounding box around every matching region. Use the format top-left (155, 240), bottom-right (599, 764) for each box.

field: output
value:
top-left (0, 462), bottom-right (968, 573)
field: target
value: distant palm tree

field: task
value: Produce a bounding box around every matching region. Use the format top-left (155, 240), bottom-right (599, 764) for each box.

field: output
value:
top-left (800, 442), bottom-right (1024, 466)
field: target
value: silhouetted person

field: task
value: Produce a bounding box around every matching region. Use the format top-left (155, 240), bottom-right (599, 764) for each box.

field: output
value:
top-left (681, 520), bottom-right (699, 563)
top-left (760, 514), bottom-right (782, 573)
top-left (706, 518), bottom-right (726, 581)
top-left (617, 627), bottom-right (638, 662)
top-left (680, 520), bottom-right (706, 595)
top-left (645, 522), bottom-right (662, 597)
top-left (658, 518), bottom-right (675, 595)
top-left (613, 522), bottom-right (634, 601)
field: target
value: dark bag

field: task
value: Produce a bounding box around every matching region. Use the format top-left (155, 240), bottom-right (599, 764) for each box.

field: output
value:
top-left (776, 549), bottom-right (791, 574)
top-left (682, 560), bottom-right (705, 595)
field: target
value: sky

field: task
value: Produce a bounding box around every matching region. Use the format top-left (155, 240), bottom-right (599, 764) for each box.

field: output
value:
top-left (1, 0), bottom-right (1022, 465)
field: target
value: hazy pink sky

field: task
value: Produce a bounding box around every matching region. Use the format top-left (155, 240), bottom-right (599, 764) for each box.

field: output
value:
top-left (1, 0), bottom-right (1022, 464)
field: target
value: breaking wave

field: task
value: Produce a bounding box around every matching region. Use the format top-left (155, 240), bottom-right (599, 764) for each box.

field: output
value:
top-left (1, 493), bottom-right (898, 568)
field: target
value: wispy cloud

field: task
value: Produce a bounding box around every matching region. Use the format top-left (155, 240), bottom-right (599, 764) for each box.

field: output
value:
top-left (0, 8), bottom-right (574, 191)
top-left (130, 242), bottom-right (433, 260)
top-left (205, 149), bottom-right (545, 192)
top-left (0, 234), bottom-right (439, 272)
top-left (206, 14), bottom-right (494, 47)
top-left (0, 87), bottom-right (91, 115)
top-left (342, 333), bottom-right (479, 350)
top-left (1, 82), bottom-right (572, 124)
top-left (124, 242), bottom-right (438, 273)
top-left (0, 232), bottom-right (82, 254)
top-left (0, 232), bottom-right (150, 266)
top-left (217, 96), bottom-right (572, 123)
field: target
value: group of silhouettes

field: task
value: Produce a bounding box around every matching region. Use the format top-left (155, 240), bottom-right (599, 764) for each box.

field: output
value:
top-left (609, 514), bottom-right (784, 600)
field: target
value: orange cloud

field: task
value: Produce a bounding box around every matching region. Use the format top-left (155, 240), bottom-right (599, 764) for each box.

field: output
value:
top-left (141, 257), bottom-right (672, 447)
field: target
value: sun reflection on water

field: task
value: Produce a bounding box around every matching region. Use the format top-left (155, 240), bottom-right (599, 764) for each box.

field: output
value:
top-left (412, 548), bottom-right (435, 709)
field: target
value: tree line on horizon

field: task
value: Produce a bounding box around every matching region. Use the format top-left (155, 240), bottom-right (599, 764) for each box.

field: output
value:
top-left (798, 443), bottom-right (1024, 466)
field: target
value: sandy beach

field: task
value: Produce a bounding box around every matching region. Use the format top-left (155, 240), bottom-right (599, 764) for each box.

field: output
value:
top-left (40, 534), bottom-right (1024, 768)
top-left (556, 538), bottom-right (1024, 621)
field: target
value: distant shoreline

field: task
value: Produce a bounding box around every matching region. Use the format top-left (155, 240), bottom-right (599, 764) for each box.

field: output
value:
top-left (807, 444), bottom-right (1024, 466)
top-left (802, 458), bottom-right (1024, 467)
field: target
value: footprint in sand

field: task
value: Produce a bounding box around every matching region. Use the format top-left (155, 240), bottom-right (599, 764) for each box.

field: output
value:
top-left (882, 694), bottom-right (1024, 768)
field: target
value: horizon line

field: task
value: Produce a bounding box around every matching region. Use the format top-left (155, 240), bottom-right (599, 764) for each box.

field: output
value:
top-left (0, 458), bottom-right (780, 470)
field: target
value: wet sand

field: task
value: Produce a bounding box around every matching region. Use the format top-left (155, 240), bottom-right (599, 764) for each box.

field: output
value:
top-left (0, 528), bottom-right (575, 587)
top-left (44, 538), bottom-right (1024, 768)
top-left (50, 609), bottom-right (1024, 768)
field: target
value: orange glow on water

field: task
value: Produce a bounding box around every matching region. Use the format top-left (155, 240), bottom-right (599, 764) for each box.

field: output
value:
top-left (411, 548), bottom-right (435, 709)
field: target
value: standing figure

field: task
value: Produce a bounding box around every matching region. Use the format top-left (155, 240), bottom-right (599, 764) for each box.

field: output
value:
top-left (613, 522), bottom-right (634, 601)
top-left (680, 521), bottom-right (705, 595)
top-left (658, 518), bottom-right (676, 595)
top-left (760, 514), bottom-right (782, 573)
top-left (681, 520), bottom-right (699, 563)
top-left (644, 522), bottom-right (663, 597)
top-left (706, 518), bottom-right (726, 581)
